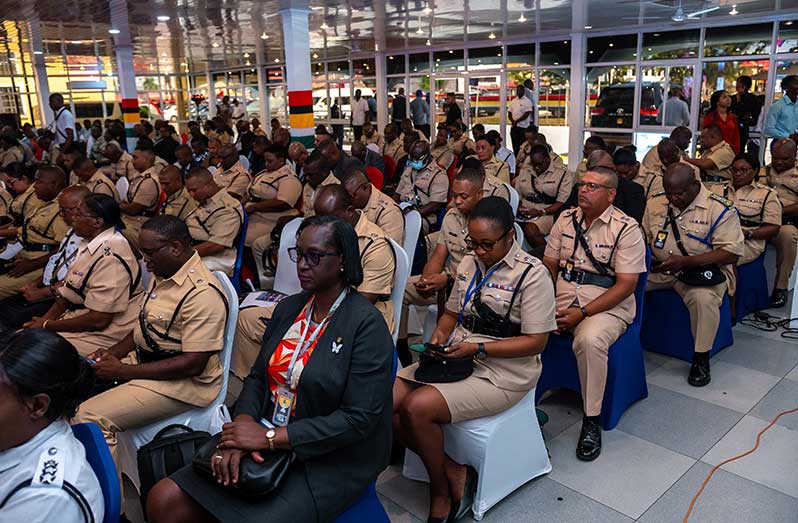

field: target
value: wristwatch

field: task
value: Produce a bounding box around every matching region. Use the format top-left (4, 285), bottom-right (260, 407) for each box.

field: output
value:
top-left (745, 230), bottom-right (754, 241)
top-left (265, 429), bottom-right (276, 450)
top-left (475, 342), bottom-right (488, 360)
top-left (580, 306), bottom-right (589, 319)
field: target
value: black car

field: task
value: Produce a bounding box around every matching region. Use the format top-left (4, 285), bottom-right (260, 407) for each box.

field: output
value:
top-left (590, 82), bottom-right (663, 128)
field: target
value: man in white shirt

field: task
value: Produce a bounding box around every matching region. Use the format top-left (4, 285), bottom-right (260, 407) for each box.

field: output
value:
top-left (351, 89), bottom-right (370, 142)
top-left (509, 84), bottom-right (534, 156)
top-left (657, 87), bottom-right (690, 127)
top-left (47, 93), bottom-right (75, 152)
top-left (232, 98), bottom-right (246, 124)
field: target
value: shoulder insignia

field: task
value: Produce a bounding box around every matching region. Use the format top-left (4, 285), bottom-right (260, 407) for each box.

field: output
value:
top-left (31, 446), bottom-right (65, 488)
top-left (561, 207), bottom-right (578, 216)
top-left (709, 192), bottom-right (734, 208)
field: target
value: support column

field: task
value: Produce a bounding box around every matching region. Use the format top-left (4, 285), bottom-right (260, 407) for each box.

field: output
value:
top-left (110, 0), bottom-right (138, 152)
top-left (567, 0), bottom-right (588, 169)
top-left (375, 53), bottom-right (388, 135)
top-left (280, 8), bottom-right (314, 148)
top-left (28, 17), bottom-right (50, 128)
top-left (254, 19), bottom-right (268, 124)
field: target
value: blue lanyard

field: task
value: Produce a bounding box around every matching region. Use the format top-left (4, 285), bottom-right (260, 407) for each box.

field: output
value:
top-left (458, 262), bottom-right (501, 325)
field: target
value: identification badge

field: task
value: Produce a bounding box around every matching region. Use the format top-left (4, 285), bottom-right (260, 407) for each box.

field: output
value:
top-left (563, 260), bottom-right (575, 282)
top-left (271, 386), bottom-right (295, 427)
top-left (654, 230), bottom-right (669, 249)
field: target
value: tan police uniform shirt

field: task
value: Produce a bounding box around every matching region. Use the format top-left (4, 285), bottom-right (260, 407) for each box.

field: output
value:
top-left (449, 135), bottom-right (475, 157)
top-left (102, 151), bottom-right (136, 182)
top-left (57, 227), bottom-right (142, 356)
top-left (763, 164), bottom-right (798, 210)
top-left (482, 173), bottom-right (511, 202)
top-left (186, 189), bottom-right (243, 261)
top-left (127, 252), bottom-right (226, 407)
top-left (354, 211), bottom-right (396, 334)
top-left (545, 206), bottom-right (647, 324)
top-left (363, 185), bottom-right (404, 244)
top-left (482, 156), bottom-right (511, 184)
top-left (631, 168), bottom-right (665, 200)
top-left (122, 166), bottom-right (161, 234)
top-left (161, 187), bottom-right (198, 222)
top-left (431, 143), bottom-right (455, 171)
top-left (514, 160), bottom-right (573, 210)
top-left (0, 145), bottom-right (23, 167)
top-left (575, 159), bottom-right (588, 180)
top-left (436, 207), bottom-right (469, 276)
top-left (245, 164), bottom-right (302, 244)
top-left (0, 186), bottom-right (12, 221)
top-left (395, 161), bottom-right (449, 209)
top-left (213, 160), bottom-right (251, 199)
top-left (382, 138), bottom-right (406, 162)
top-left (362, 133), bottom-right (385, 149)
top-left (708, 181), bottom-right (782, 263)
top-left (699, 141), bottom-right (735, 180)
top-left (302, 172), bottom-right (340, 217)
top-left (399, 131), bottom-right (429, 144)
top-left (17, 198), bottom-right (69, 257)
top-left (643, 185), bottom-right (745, 286)
top-left (81, 171), bottom-right (120, 202)
top-left (10, 185), bottom-right (43, 225)
top-left (443, 241), bottom-right (557, 391)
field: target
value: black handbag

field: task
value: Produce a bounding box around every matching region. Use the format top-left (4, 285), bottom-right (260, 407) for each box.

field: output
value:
top-left (137, 424), bottom-right (211, 511)
top-left (414, 350), bottom-right (474, 383)
top-left (192, 432), bottom-right (296, 498)
top-left (677, 264), bottom-right (727, 287)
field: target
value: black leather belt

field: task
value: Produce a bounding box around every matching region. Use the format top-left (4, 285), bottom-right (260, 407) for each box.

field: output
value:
top-left (560, 268), bottom-right (616, 288)
top-left (703, 174), bottom-right (727, 183)
top-left (23, 242), bottom-right (54, 252)
top-left (740, 219), bottom-right (760, 228)
top-left (461, 314), bottom-right (522, 338)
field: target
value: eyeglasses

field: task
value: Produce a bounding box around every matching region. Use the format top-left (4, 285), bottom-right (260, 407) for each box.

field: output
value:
top-left (465, 228), bottom-right (511, 252)
top-left (288, 247), bottom-right (340, 267)
top-left (73, 211), bottom-right (99, 220)
top-left (575, 181), bottom-right (612, 193)
top-left (141, 243), bottom-right (169, 258)
top-left (59, 205), bottom-right (80, 215)
top-left (730, 167), bottom-right (752, 174)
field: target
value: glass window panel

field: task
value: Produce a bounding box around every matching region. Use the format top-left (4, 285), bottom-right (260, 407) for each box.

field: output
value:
top-left (540, 40), bottom-right (570, 66)
top-left (409, 52), bottom-right (430, 74)
top-left (701, 60), bottom-right (768, 122)
top-left (387, 54), bottom-right (406, 75)
top-left (774, 60), bottom-right (798, 102)
top-left (312, 84), bottom-right (328, 120)
top-left (434, 77), bottom-right (465, 125)
top-left (328, 60), bottom-right (349, 80)
top-left (433, 49), bottom-right (464, 73)
top-left (704, 23), bottom-right (772, 57)
top-left (468, 46), bottom-right (503, 69)
top-left (642, 29), bottom-right (700, 60)
top-left (538, 69), bottom-right (570, 134)
top-left (586, 65), bottom-right (636, 129)
top-left (469, 75), bottom-right (501, 134)
top-left (244, 70), bottom-right (257, 84)
top-left (353, 58), bottom-right (375, 78)
top-left (777, 21), bottom-right (798, 53)
top-left (638, 65), bottom-right (693, 127)
top-left (505, 71), bottom-right (533, 139)
top-left (268, 85), bottom-right (287, 126)
top-left (587, 34), bottom-right (638, 63)
top-left (312, 61), bottom-right (325, 82)
top-left (506, 43), bottom-right (534, 69)
top-left (586, 131), bottom-right (634, 155)
top-left (266, 68), bottom-right (284, 84)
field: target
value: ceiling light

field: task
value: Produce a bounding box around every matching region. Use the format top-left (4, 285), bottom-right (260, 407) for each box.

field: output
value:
top-left (260, 32), bottom-right (269, 39)
top-left (687, 6), bottom-right (719, 18)
top-left (425, 39), bottom-right (431, 46)
top-left (320, 22), bottom-right (329, 30)
top-left (246, 60), bottom-right (251, 66)
top-left (33, 50), bottom-right (42, 55)
top-left (274, 58), bottom-right (280, 63)
top-left (518, 14), bottom-right (527, 22)
top-left (488, 32), bottom-right (496, 39)
top-left (108, 29), bottom-right (120, 34)
top-left (786, 21), bottom-right (794, 26)
top-left (449, 50), bottom-right (453, 54)
top-left (730, 4), bottom-right (739, 15)
top-left (243, 52), bottom-right (250, 58)
top-left (157, 15), bottom-right (170, 21)
top-left (584, 25), bottom-right (592, 29)
top-left (313, 53), bottom-right (319, 58)
top-left (553, 62), bottom-right (559, 65)
top-left (388, 55), bottom-right (394, 60)
top-left (423, 6), bottom-right (432, 14)
top-left (212, 42), bottom-right (219, 48)
top-left (608, 43), bottom-right (614, 47)
top-left (416, 26), bottom-right (424, 34)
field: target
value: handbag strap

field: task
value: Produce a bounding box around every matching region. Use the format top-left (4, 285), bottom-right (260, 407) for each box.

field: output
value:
top-left (152, 423), bottom-right (195, 441)
top-left (666, 207), bottom-right (690, 257)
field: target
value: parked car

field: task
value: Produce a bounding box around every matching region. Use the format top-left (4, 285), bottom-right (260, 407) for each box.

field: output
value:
top-left (589, 82), bottom-right (663, 128)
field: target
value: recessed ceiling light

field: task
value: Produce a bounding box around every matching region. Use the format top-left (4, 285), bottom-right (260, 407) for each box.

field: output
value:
top-left (786, 21), bottom-right (794, 26)
top-left (416, 26), bottom-right (424, 34)
top-left (488, 32), bottom-right (496, 39)
top-left (274, 58), bottom-right (280, 62)
top-left (33, 50), bottom-right (42, 55)
top-left (449, 50), bottom-right (453, 54)
top-left (730, 4), bottom-right (739, 15)
top-left (108, 29), bottom-right (120, 34)
top-left (246, 60), bottom-right (251, 66)
top-left (157, 15), bottom-right (170, 21)
top-left (584, 25), bottom-right (592, 29)
top-left (212, 42), bottom-right (220, 48)
top-left (553, 62), bottom-right (559, 65)
top-left (425, 39), bottom-right (431, 46)
top-left (518, 14), bottom-right (527, 22)
top-left (261, 32), bottom-right (269, 39)
top-left (243, 52), bottom-right (250, 58)
top-left (423, 6), bottom-right (432, 14)
top-left (388, 55), bottom-right (394, 60)
top-left (313, 53), bottom-right (319, 58)
top-left (320, 22), bottom-right (329, 30)
top-left (608, 43), bottom-right (614, 47)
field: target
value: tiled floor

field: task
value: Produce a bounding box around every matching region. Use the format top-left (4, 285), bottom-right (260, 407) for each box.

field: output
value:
top-left (378, 260), bottom-right (798, 522)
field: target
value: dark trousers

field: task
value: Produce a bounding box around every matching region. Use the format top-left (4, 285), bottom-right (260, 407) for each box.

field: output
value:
top-left (510, 126), bottom-right (526, 156)
top-left (0, 293), bottom-right (55, 329)
top-left (353, 125), bottom-right (363, 142)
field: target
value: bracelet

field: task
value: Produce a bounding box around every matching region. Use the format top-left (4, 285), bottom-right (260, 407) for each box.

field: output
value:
top-left (42, 320), bottom-right (49, 330)
top-left (580, 306), bottom-right (589, 319)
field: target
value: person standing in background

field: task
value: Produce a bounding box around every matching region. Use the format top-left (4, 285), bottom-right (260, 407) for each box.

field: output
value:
top-left (392, 88), bottom-right (408, 135)
top-left (46, 93), bottom-right (75, 154)
top-left (351, 89), bottom-right (370, 142)
top-left (764, 75), bottom-right (798, 142)
top-left (730, 75), bottom-right (762, 155)
top-left (330, 99), bottom-right (345, 150)
top-left (509, 84), bottom-right (534, 156)
top-left (523, 78), bottom-right (536, 107)
top-left (702, 90), bottom-right (740, 155)
top-left (657, 87), bottom-right (690, 127)
top-left (410, 90), bottom-right (431, 139)
top-left (444, 92), bottom-right (462, 126)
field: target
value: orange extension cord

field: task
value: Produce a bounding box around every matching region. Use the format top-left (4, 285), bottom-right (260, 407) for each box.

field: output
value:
top-left (682, 406), bottom-right (798, 523)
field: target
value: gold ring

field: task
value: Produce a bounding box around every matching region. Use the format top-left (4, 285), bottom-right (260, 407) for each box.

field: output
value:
top-left (214, 455), bottom-right (223, 460)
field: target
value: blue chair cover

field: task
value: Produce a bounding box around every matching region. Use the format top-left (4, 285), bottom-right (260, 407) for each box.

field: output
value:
top-left (232, 207), bottom-right (249, 294)
top-left (735, 253), bottom-right (769, 320)
top-left (72, 422), bottom-right (121, 523)
top-left (536, 253), bottom-right (650, 431)
top-left (641, 289), bottom-right (733, 362)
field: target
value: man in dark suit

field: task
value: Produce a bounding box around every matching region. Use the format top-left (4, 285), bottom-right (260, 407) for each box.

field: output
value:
top-left (350, 141), bottom-right (386, 176)
top-left (391, 87), bottom-right (407, 135)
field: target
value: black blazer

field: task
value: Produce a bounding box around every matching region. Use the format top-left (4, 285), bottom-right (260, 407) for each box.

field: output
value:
top-left (235, 290), bottom-right (394, 522)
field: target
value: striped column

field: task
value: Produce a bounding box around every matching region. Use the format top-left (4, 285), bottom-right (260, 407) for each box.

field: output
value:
top-left (121, 98), bottom-right (139, 152)
top-left (280, 8), bottom-right (314, 149)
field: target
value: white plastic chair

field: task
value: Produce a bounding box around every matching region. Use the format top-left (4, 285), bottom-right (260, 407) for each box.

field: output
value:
top-left (505, 183), bottom-right (519, 215)
top-left (388, 238), bottom-right (410, 345)
top-left (400, 204), bottom-right (422, 275)
top-left (116, 271), bottom-right (239, 492)
top-left (238, 154), bottom-right (250, 171)
top-left (139, 259), bottom-right (152, 290)
top-left (273, 216), bottom-right (303, 296)
top-left (115, 177), bottom-right (129, 201)
top-left (402, 388), bottom-right (551, 521)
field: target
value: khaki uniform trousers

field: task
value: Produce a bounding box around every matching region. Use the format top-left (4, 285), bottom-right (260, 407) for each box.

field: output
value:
top-left (74, 383), bottom-right (192, 492)
top-left (0, 267), bottom-right (43, 299)
top-left (772, 224), bottom-right (798, 290)
top-left (399, 274), bottom-right (438, 339)
top-left (647, 279), bottom-right (727, 353)
top-left (570, 312), bottom-right (628, 417)
top-left (232, 306), bottom-right (275, 379)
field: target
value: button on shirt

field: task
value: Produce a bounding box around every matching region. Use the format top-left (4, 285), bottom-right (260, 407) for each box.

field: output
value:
top-left (509, 96), bottom-right (533, 128)
top-left (764, 94), bottom-right (798, 139)
top-left (545, 206), bottom-right (647, 324)
top-left (0, 420), bottom-right (104, 523)
top-left (129, 252), bottom-right (226, 407)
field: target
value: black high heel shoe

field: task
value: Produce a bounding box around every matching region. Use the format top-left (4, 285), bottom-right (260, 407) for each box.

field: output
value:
top-left (427, 500), bottom-right (457, 523)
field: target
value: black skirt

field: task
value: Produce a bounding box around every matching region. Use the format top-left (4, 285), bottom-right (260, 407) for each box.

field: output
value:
top-left (169, 460), bottom-right (319, 522)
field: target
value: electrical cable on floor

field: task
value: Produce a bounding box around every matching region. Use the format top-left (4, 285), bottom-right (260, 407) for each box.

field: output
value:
top-left (682, 406), bottom-right (798, 523)
top-left (738, 311), bottom-right (798, 339)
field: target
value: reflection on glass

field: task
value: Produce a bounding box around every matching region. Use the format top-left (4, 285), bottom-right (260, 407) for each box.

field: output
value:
top-left (353, 59), bottom-right (375, 78)
top-left (586, 65), bottom-right (636, 129)
top-left (409, 53), bottom-right (430, 74)
top-left (328, 61), bottom-right (350, 80)
top-left (639, 66), bottom-right (693, 127)
top-left (468, 46), bottom-right (503, 69)
top-left (506, 44), bottom-right (534, 69)
top-left (387, 55), bottom-right (406, 75)
top-left (704, 24), bottom-right (771, 57)
top-left (587, 34), bottom-right (638, 63)
top-left (642, 29), bottom-right (700, 60)
top-left (700, 60), bottom-right (768, 118)
top-left (540, 40), bottom-right (570, 66)
top-left (778, 21), bottom-right (798, 53)
top-left (538, 69), bottom-right (570, 128)
top-left (469, 75), bottom-right (501, 134)
top-left (434, 77), bottom-right (464, 125)
top-left (433, 50), bottom-right (464, 73)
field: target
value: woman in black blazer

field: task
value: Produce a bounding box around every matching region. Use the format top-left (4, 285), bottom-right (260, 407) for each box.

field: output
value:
top-left (147, 215), bottom-right (395, 523)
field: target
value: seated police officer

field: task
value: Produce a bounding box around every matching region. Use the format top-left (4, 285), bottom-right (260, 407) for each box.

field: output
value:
top-left (393, 140), bottom-right (449, 233)
top-left (120, 147), bottom-right (161, 243)
top-left (643, 163), bottom-right (743, 387)
top-left (543, 167), bottom-right (647, 461)
top-left (74, 215), bottom-right (228, 470)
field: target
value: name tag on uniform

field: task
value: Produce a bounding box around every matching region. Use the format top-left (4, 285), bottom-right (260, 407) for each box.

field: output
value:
top-left (654, 230), bottom-right (668, 249)
top-left (272, 386), bottom-right (295, 427)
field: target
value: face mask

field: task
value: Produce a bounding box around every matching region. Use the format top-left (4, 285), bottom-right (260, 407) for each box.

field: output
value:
top-left (409, 159), bottom-right (426, 171)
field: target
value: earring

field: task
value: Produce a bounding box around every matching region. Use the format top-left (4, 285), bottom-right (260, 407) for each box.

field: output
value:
top-left (340, 266), bottom-right (345, 272)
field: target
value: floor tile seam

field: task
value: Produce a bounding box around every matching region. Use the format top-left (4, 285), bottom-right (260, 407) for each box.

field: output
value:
top-left (690, 459), bottom-right (798, 502)
top-left (545, 475), bottom-right (640, 521)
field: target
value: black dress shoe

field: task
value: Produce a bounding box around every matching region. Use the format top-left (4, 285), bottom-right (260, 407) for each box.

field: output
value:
top-left (576, 416), bottom-right (602, 462)
top-left (770, 289), bottom-right (788, 308)
top-left (688, 353), bottom-right (711, 387)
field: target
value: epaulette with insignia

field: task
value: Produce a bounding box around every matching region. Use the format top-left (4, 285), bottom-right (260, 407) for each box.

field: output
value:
top-left (31, 446), bottom-right (65, 488)
top-left (709, 192), bottom-right (734, 207)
